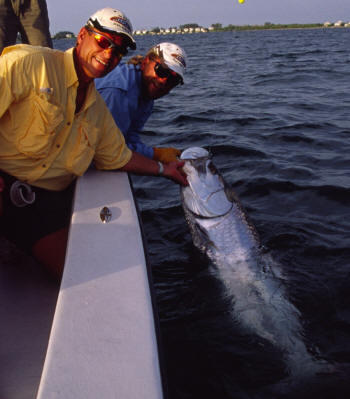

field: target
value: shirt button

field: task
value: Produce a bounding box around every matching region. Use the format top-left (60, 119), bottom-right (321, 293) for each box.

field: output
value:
top-left (42, 164), bottom-right (46, 168)
top-left (67, 122), bottom-right (71, 126)
top-left (56, 144), bottom-right (60, 148)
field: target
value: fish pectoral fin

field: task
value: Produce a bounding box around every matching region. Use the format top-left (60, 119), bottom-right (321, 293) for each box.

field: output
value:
top-left (192, 223), bottom-right (212, 250)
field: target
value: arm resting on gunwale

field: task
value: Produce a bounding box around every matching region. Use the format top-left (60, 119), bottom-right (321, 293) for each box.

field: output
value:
top-left (119, 151), bottom-right (187, 186)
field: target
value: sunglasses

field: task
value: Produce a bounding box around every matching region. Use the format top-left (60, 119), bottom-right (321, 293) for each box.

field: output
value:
top-left (154, 63), bottom-right (183, 86)
top-left (87, 28), bottom-right (128, 57)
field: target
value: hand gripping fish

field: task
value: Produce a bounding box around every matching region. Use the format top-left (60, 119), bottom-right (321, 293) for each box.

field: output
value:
top-left (180, 147), bottom-right (330, 378)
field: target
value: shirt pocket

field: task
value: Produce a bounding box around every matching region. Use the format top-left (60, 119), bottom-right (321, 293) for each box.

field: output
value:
top-left (14, 94), bottom-right (63, 159)
top-left (66, 123), bottom-right (97, 176)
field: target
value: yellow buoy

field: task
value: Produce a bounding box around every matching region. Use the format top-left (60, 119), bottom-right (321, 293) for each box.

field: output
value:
top-left (238, 0), bottom-right (245, 4)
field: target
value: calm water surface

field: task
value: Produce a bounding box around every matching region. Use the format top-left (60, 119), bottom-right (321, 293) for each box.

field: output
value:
top-left (56, 29), bottom-right (350, 398)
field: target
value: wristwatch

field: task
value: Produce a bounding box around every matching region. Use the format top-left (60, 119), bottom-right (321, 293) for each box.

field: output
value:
top-left (157, 161), bottom-right (164, 176)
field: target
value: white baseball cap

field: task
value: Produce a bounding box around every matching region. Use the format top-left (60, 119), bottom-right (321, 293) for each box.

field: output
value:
top-left (147, 42), bottom-right (187, 82)
top-left (87, 8), bottom-right (136, 49)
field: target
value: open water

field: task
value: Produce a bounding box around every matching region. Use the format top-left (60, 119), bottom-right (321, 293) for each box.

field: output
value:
top-left (59, 29), bottom-right (349, 398)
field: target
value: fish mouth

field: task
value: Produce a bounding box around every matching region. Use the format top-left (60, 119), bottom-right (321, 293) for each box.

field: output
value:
top-left (180, 147), bottom-right (232, 218)
top-left (180, 147), bottom-right (212, 177)
top-left (180, 147), bottom-right (210, 161)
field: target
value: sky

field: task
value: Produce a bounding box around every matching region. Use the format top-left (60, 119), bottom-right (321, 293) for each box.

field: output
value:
top-left (46, 0), bottom-right (350, 35)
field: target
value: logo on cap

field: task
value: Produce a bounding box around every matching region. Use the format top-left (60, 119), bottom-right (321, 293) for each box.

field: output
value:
top-left (110, 16), bottom-right (132, 33)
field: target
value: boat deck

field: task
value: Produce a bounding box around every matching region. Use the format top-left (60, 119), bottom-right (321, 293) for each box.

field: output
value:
top-left (0, 238), bottom-right (59, 399)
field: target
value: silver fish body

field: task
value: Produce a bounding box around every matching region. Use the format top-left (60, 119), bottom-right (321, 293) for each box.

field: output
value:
top-left (180, 147), bottom-right (260, 265)
top-left (180, 147), bottom-right (326, 377)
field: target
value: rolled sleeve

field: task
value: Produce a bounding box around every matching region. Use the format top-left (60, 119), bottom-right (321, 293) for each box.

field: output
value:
top-left (93, 106), bottom-right (132, 170)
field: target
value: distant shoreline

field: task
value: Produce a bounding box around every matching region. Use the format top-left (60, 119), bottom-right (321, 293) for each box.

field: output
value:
top-left (133, 23), bottom-right (349, 37)
top-left (52, 24), bottom-right (349, 39)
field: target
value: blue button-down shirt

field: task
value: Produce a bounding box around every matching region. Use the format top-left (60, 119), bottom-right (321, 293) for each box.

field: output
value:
top-left (95, 63), bottom-right (154, 159)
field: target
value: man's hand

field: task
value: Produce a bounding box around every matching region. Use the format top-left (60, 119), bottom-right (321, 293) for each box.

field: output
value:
top-left (153, 147), bottom-right (181, 163)
top-left (162, 161), bottom-right (188, 186)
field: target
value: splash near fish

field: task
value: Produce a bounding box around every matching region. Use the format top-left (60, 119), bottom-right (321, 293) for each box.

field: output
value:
top-left (180, 147), bottom-right (330, 377)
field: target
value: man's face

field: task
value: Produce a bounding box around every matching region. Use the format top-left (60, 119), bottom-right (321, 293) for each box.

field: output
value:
top-left (75, 27), bottom-right (127, 80)
top-left (141, 56), bottom-right (182, 100)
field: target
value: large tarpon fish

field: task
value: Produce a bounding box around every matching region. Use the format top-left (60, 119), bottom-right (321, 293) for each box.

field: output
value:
top-left (180, 146), bottom-right (327, 377)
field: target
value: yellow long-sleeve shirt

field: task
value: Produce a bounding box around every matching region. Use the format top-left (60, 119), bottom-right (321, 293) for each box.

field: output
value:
top-left (0, 44), bottom-right (132, 191)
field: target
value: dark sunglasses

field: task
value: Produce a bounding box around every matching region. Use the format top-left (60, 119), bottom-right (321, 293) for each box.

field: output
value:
top-left (87, 28), bottom-right (128, 57)
top-left (154, 63), bottom-right (183, 86)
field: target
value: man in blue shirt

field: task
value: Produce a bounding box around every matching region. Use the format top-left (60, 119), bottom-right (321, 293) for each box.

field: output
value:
top-left (95, 42), bottom-right (187, 163)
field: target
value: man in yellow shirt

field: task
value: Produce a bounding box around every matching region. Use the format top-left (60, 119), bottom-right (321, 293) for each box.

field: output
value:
top-left (0, 7), bottom-right (187, 279)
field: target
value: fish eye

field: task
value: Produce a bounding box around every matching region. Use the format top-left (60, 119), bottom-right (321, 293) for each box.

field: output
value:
top-left (208, 161), bottom-right (218, 174)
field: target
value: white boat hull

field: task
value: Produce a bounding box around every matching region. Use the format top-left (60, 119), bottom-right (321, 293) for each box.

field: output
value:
top-left (36, 170), bottom-right (164, 398)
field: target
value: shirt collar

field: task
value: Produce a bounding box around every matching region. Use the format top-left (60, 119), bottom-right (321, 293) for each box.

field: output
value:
top-left (64, 47), bottom-right (97, 111)
top-left (64, 47), bottom-right (79, 88)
